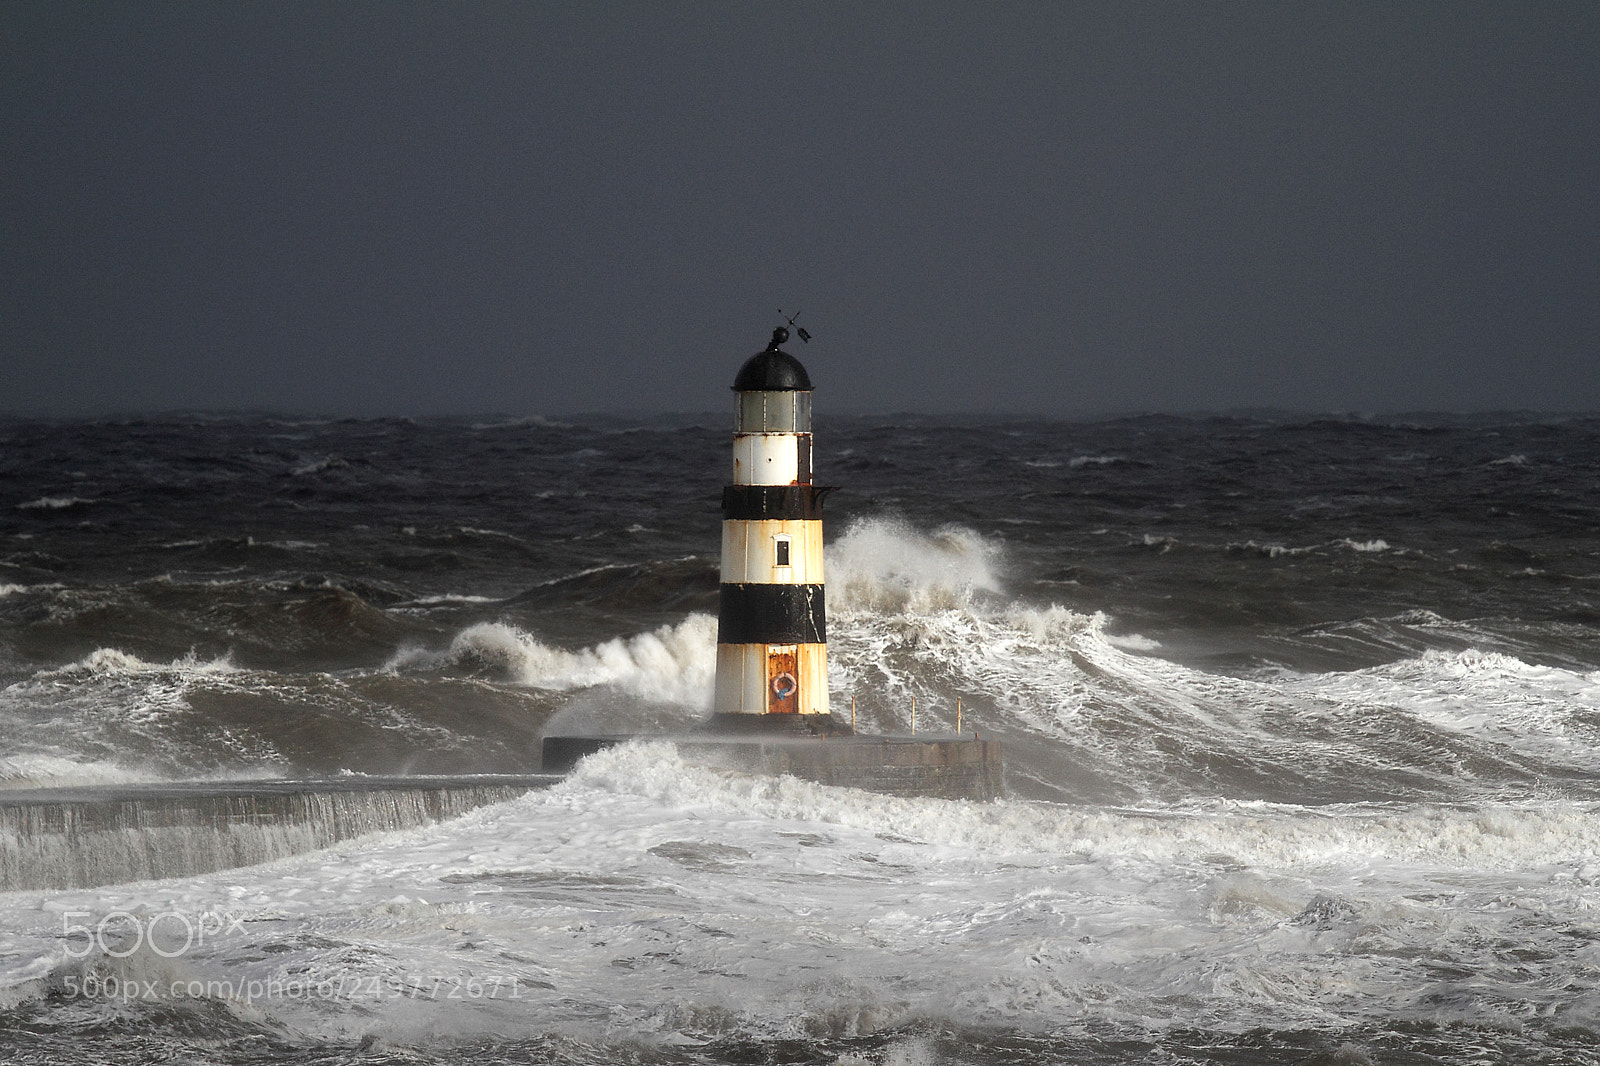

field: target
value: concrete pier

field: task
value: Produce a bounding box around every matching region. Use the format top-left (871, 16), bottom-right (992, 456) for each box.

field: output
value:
top-left (543, 732), bottom-right (1003, 801)
top-left (0, 774), bottom-right (557, 893)
top-left (682, 735), bottom-right (1004, 800)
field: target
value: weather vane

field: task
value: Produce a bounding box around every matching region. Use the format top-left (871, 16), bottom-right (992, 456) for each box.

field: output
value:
top-left (777, 309), bottom-right (812, 344)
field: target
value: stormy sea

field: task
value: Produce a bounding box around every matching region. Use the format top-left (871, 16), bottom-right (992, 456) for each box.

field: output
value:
top-left (2, 411), bottom-right (1599, 1065)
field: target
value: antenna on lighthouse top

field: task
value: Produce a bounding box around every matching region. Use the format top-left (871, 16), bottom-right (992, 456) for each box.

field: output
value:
top-left (778, 309), bottom-right (812, 344)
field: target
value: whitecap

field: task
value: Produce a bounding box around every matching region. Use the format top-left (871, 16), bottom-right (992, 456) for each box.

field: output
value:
top-left (16, 496), bottom-right (93, 511)
top-left (0, 583), bottom-right (62, 597)
top-left (289, 456), bottom-right (348, 476)
top-left (395, 594), bottom-right (500, 607)
top-left (39, 648), bottom-right (240, 679)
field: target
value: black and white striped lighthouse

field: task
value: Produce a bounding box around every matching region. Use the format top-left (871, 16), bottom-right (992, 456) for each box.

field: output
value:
top-left (543, 322), bottom-right (1001, 794)
top-left (712, 327), bottom-right (831, 720)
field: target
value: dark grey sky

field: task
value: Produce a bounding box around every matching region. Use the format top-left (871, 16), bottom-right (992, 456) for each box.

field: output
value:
top-left (3, 3), bottom-right (1597, 416)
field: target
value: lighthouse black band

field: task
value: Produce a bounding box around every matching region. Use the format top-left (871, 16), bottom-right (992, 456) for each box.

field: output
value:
top-left (721, 485), bottom-right (834, 521)
top-left (717, 583), bottom-right (827, 643)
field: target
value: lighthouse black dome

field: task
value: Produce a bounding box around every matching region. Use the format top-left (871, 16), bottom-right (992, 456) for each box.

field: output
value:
top-left (732, 328), bottom-right (812, 391)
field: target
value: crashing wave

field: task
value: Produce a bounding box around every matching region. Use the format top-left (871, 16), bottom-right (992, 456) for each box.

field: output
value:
top-left (388, 615), bottom-right (717, 710)
top-left (826, 517), bottom-right (1002, 614)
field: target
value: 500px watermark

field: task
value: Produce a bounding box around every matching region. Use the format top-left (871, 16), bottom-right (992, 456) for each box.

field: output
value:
top-left (60, 973), bottom-right (532, 1005)
top-left (59, 910), bottom-right (246, 959)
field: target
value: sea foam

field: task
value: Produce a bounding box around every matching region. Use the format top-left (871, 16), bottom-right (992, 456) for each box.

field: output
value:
top-left (563, 741), bottom-right (1600, 873)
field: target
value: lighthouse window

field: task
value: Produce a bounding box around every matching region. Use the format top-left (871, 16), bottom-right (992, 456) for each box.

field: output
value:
top-left (737, 392), bottom-right (812, 433)
top-left (774, 536), bottom-right (791, 567)
top-left (738, 393), bottom-right (764, 433)
top-left (767, 395), bottom-right (794, 432)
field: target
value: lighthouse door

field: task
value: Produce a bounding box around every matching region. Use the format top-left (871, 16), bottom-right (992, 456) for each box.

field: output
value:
top-left (766, 645), bottom-right (799, 714)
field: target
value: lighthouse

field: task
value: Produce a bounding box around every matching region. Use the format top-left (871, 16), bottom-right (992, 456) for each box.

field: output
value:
top-left (711, 326), bottom-right (832, 723)
top-left (542, 322), bottom-right (1000, 797)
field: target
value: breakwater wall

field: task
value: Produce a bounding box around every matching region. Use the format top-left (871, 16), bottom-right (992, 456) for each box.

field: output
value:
top-left (0, 775), bottom-right (557, 893)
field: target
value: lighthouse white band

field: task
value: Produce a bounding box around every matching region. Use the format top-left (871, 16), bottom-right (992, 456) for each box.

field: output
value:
top-left (720, 520), bottom-right (825, 584)
top-left (732, 433), bottom-right (811, 486)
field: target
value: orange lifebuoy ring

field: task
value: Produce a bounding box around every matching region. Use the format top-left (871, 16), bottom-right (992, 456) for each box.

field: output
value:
top-left (771, 672), bottom-right (797, 699)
